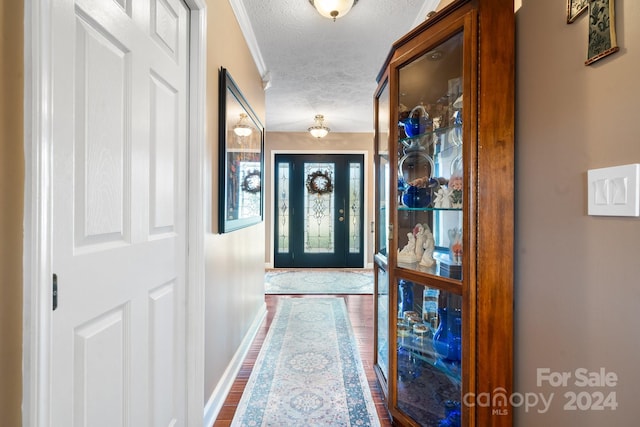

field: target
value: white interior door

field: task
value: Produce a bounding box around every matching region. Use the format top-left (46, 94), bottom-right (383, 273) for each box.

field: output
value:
top-left (50, 0), bottom-right (189, 425)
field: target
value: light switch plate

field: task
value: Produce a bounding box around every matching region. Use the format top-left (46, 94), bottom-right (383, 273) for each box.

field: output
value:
top-left (588, 164), bottom-right (640, 216)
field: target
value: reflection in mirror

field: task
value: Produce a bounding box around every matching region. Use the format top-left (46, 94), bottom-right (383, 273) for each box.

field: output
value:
top-left (218, 68), bottom-right (264, 233)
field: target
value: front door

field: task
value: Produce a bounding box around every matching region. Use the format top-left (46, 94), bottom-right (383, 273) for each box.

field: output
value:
top-left (50, 0), bottom-right (189, 425)
top-left (274, 154), bottom-right (364, 268)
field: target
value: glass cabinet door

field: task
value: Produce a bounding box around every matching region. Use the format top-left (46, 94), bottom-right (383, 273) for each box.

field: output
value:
top-left (376, 79), bottom-right (390, 260)
top-left (374, 78), bottom-right (390, 388)
top-left (391, 24), bottom-right (468, 427)
top-left (396, 278), bottom-right (462, 426)
top-left (395, 30), bottom-right (464, 281)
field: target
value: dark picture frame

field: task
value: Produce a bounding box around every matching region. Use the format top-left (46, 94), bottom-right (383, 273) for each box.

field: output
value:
top-left (567, 0), bottom-right (588, 24)
top-left (585, 0), bottom-right (619, 65)
top-left (218, 68), bottom-right (264, 233)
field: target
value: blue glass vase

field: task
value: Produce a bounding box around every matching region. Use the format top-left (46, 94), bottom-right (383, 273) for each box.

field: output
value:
top-left (432, 307), bottom-right (461, 361)
top-left (399, 105), bottom-right (432, 138)
top-left (401, 186), bottom-right (431, 208)
top-left (398, 280), bottom-right (414, 314)
top-left (438, 400), bottom-right (461, 427)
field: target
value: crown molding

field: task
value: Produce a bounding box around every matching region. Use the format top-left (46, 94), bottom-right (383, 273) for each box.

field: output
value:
top-left (228, 0), bottom-right (271, 89)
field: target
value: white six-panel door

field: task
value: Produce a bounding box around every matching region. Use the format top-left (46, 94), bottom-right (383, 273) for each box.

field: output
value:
top-left (50, 0), bottom-right (189, 425)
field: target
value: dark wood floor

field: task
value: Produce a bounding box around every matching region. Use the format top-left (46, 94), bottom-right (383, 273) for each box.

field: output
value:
top-left (213, 294), bottom-right (394, 426)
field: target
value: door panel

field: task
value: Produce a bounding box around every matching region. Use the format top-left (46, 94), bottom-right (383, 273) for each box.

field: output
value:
top-left (50, 0), bottom-right (189, 425)
top-left (150, 71), bottom-right (179, 234)
top-left (274, 154), bottom-right (364, 268)
top-left (73, 306), bottom-right (127, 426)
top-left (74, 10), bottom-right (130, 247)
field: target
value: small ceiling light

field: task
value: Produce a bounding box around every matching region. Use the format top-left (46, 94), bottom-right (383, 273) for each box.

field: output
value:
top-left (233, 113), bottom-right (252, 137)
top-left (427, 50), bottom-right (443, 60)
top-left (309, 0), bottom-right (358, 21)
top-left (308, 114), bottom-right (330, 138)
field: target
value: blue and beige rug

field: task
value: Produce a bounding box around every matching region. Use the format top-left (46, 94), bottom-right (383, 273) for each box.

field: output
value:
top-left (231, 298), bottom-right (380, 426)
top-left (264, 269), bottom-right (374, 294)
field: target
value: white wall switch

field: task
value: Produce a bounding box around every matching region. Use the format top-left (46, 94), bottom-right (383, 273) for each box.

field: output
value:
top-left (594, 178), bottom-right (608, 205)
top-left (588, 164), bottom-right (640, 216)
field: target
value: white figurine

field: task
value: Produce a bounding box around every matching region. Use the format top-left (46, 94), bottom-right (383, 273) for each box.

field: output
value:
top-left (434, 187), bottom-right (453, 208)
top-left (397, 232), bottom-right (418, 264)
top-left (414, 224), bottom-right (426, 261)
top-left (399, 232), bottom-right (416, 254)
top-left (419, 224), bottom-right (436, 267)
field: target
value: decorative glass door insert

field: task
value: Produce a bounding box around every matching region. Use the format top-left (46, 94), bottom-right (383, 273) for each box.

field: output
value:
top-left (304, 162), bottom-right (336, 253)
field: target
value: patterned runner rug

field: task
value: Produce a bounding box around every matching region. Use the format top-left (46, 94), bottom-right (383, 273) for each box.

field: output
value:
top-left (264, 269), bottom-right (374, 294)
top-left (231, 298), bottom-right (380, 426)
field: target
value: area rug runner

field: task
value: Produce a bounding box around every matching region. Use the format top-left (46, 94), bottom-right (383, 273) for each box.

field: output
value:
top-left (231, 298), bottom-right (380, 426)
top-left (264, 269), bottom-right (373, 294)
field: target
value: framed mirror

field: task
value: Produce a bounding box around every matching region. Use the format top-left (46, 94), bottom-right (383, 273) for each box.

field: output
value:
top-left (218, 68), bottom-right (264, 233)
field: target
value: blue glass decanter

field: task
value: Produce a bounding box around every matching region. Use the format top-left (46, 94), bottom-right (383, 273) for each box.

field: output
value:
top-left (432, 307), bottom-right (461, 361)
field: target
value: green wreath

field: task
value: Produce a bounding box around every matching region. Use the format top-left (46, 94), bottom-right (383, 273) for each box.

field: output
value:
top-left (306, 170), bottom-right (333, 195)
top-left (241, 169), bottom-right (261, 193)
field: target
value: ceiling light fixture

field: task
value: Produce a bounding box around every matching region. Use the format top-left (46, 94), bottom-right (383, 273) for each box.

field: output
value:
top-left (308, 114), bottom-right (330, 138)
top-left (233, 113), bottom-right (252, 137)
top-left (309, 0), bottom-right (358, 21)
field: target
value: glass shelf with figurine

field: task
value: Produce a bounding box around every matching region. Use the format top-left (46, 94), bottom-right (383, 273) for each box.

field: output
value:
top-left (396, 211), bottom-right (463, 281)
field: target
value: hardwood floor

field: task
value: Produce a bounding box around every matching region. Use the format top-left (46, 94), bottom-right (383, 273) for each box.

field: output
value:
top-left (213, 294), bottom-right (394, 426)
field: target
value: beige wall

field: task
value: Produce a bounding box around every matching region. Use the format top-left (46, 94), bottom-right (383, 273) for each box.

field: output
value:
top-left (0, 0), bottom-right (24, 425)
top-left (264, 131), bottom-right (375, 267)
top-left (515, 0), bottom-right (640, 424)
top-left (202, 0), bottom-right (267, 404)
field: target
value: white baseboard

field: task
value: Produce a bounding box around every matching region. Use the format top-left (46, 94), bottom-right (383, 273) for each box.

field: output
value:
top-left (202, 302), bottom-right (267, 427)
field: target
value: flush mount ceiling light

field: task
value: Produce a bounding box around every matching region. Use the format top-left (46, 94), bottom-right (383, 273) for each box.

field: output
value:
top-left (308, 0), bottom-right (358, 21)
top-left (308, 114), bottom-right (330, 138)
top-left (427, 49), bottom-right (443, 60)
top-left (233, 113), bottom-right (252, 137)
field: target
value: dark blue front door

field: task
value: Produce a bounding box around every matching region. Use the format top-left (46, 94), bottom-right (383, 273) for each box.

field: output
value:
top-left (274, 154), bottom-right (364, 268)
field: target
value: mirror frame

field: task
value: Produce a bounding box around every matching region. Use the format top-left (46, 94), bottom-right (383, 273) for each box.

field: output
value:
top-left (218, 67), bottom-right (264, 233)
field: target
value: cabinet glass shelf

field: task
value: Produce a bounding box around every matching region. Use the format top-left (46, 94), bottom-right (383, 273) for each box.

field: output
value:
top-left (398, 207), bottom-right (462, 212)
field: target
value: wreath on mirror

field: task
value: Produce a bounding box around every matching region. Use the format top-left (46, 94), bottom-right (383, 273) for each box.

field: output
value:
top-left (306, 170), bottom-right (333, 195)
top-left (241, 169), bottom-right (261, 193)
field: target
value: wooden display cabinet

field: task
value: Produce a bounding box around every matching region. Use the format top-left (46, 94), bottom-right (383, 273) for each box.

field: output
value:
top-left (372, 1), bottom-right (514, 426)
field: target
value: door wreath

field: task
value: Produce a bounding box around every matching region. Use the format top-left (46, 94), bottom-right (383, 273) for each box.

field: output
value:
top-left (306, 170), bottom-right (333, 195)
top-left (241, 169), bottom-right (261, 193)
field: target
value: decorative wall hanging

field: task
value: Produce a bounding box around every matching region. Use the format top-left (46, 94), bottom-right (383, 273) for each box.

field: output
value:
top-left (567, 0), bottom-right (588, 24)
top-left (218, 68), bottom-right (264, 233)
top-left (585, 0), bottom-right (619, 65)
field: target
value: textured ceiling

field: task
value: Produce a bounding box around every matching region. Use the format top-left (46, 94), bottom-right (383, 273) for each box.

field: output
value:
top-left (232, 0), bottom-right (441, 133)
